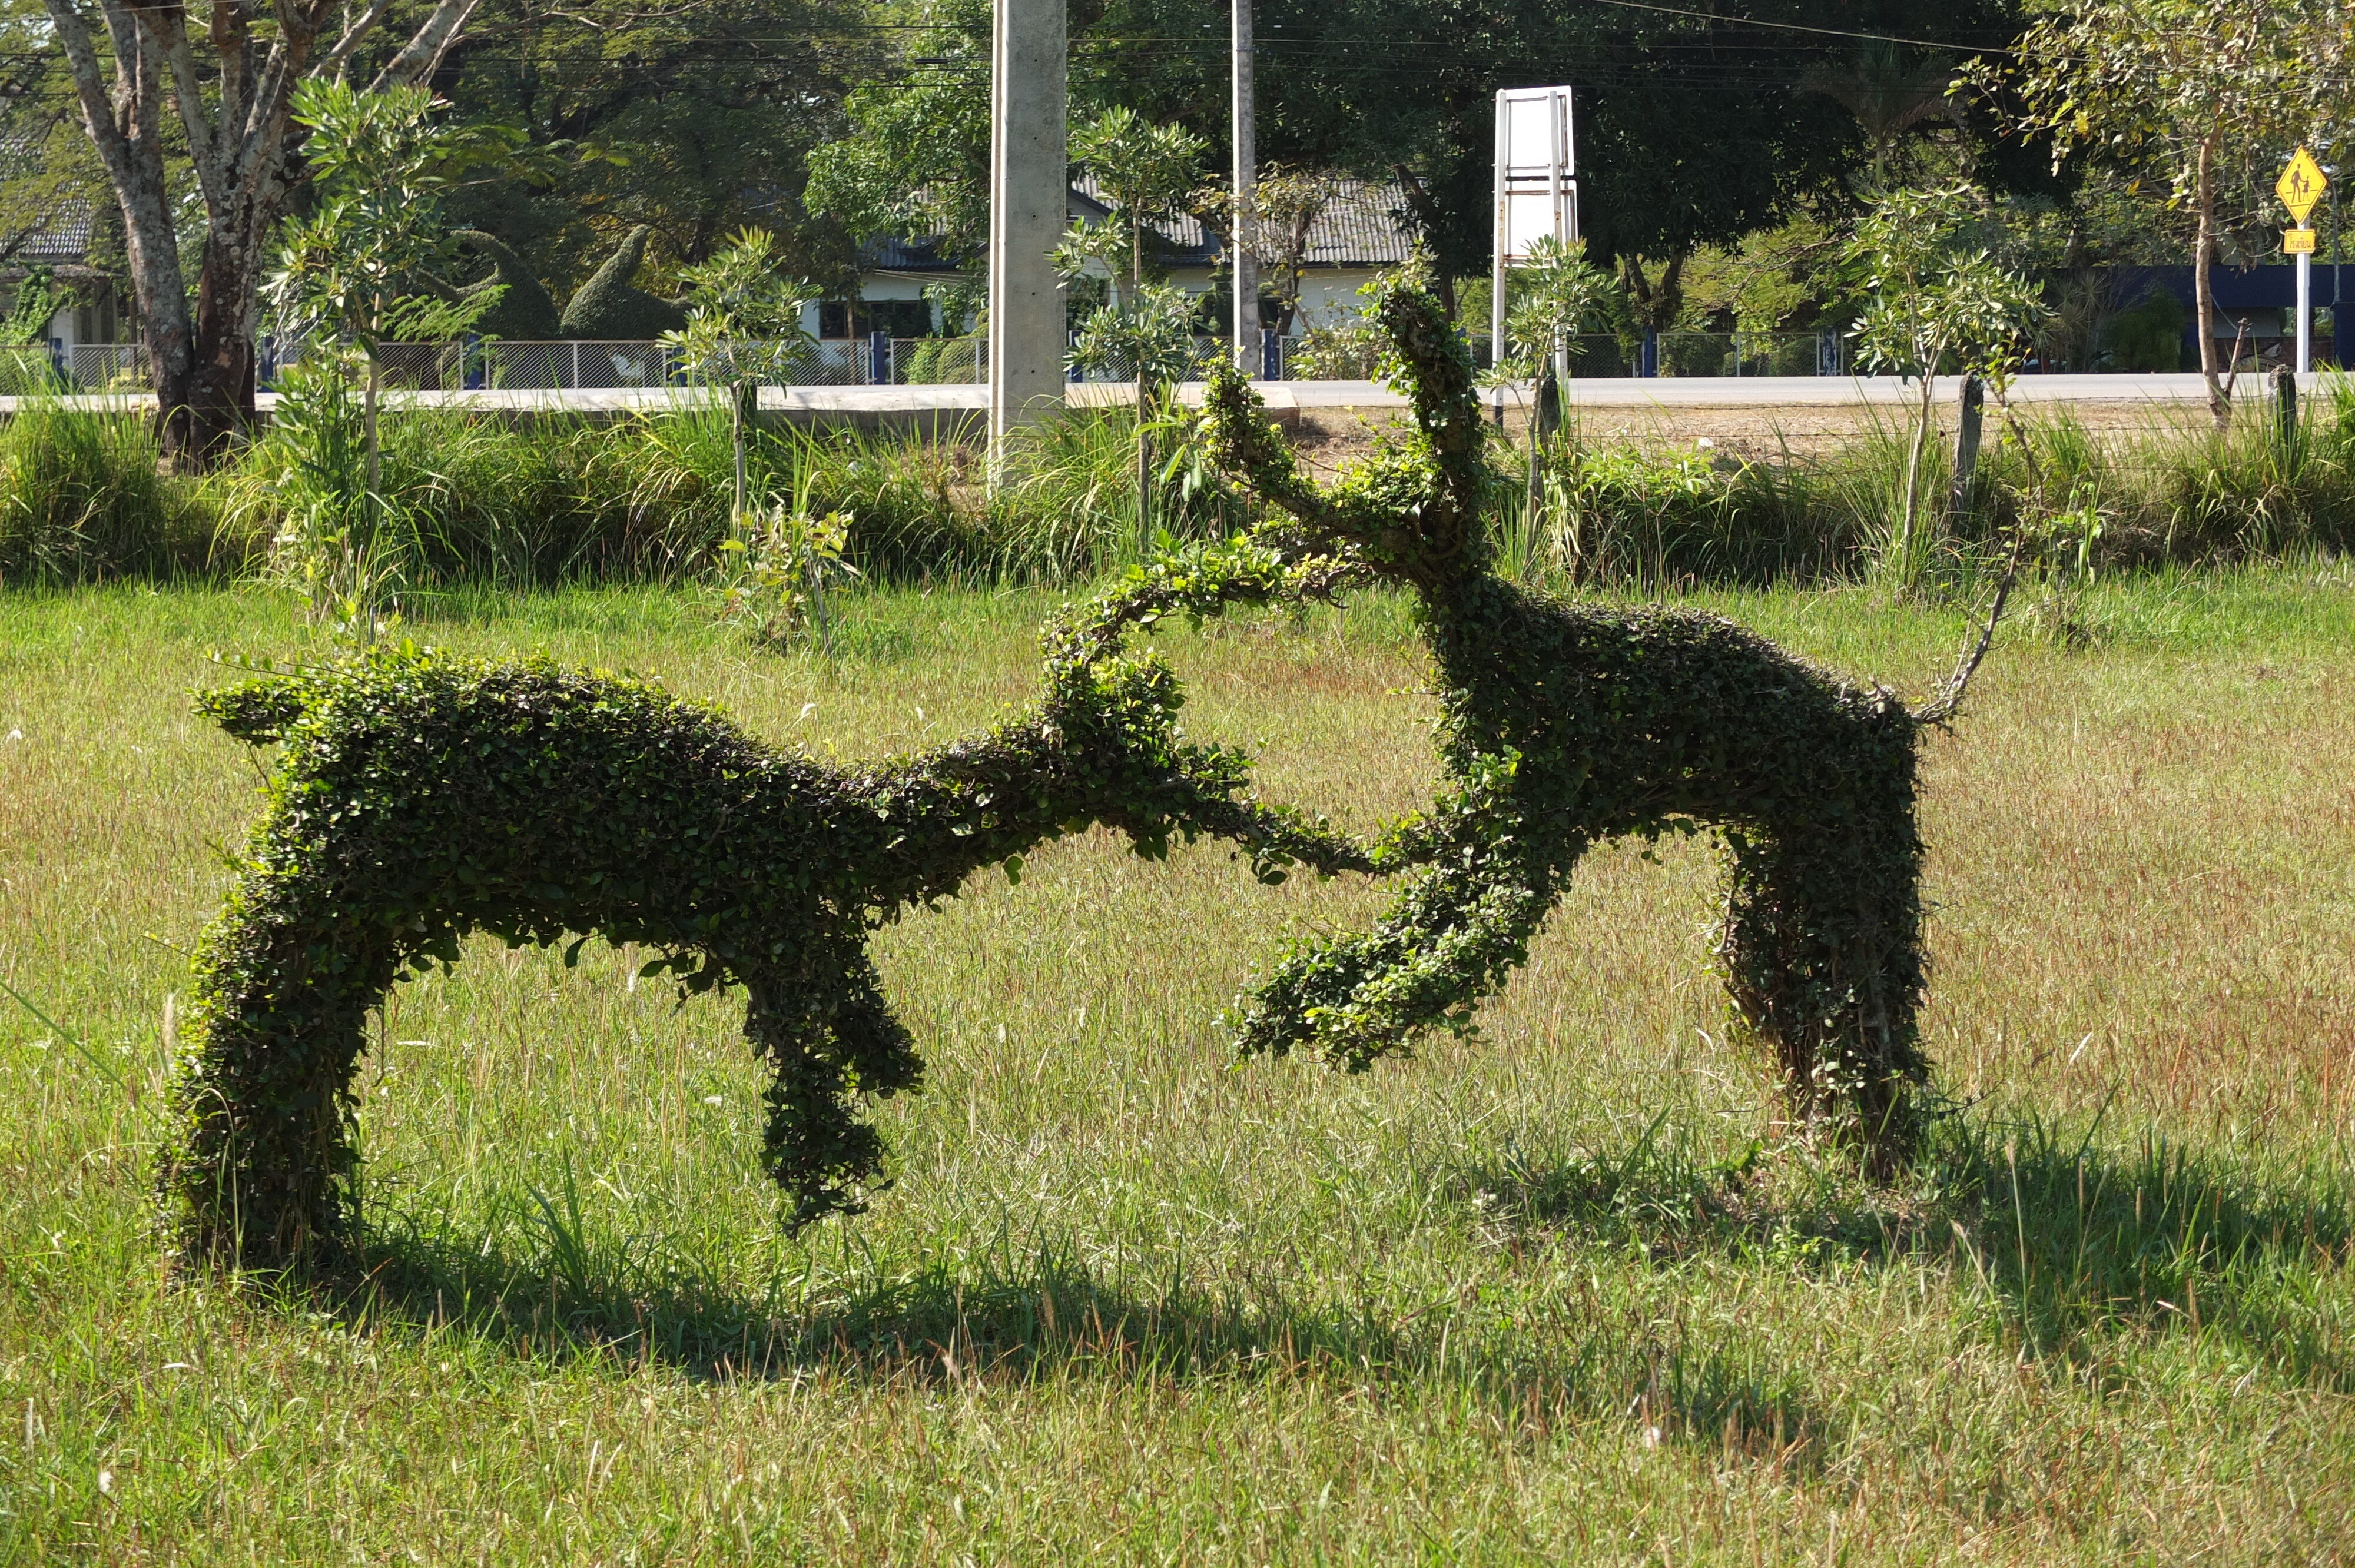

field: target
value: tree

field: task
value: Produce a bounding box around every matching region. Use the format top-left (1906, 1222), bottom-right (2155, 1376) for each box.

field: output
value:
top-left (1068, 106), bottom-right (1209, 543)
top-left (1232, 0), bottom-right (2024, 322)
top-left (1989, 0), bottom-right (2351, 425)
top-left (1845, 184), bottom-right (2046, 592)
top-left (1497, 235), bottom-right (1612, 380)
top-left (41, 0), bottom-right (479, 464)
top-left (659, 226), bottom-right (817, 519)
top-left (802, 0), bottom-right (991, 280)
top-left (434, 0), bottom-right (865, 297)
top-left (264, 78), bottom-right (500, 634)
top-left (1799, 41), bottom-right (1965, 190)
top-left (1233, 165), bottom-right (1343, 336)
top-left (1495, 234), bottom-right (1612, 513)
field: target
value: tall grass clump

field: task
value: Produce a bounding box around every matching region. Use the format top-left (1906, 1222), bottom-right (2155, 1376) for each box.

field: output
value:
top-left (1495, 422), bottom-right (1868, 591)
top-left (0, 400), bottom-right (223, 584)
top-left (215, 403), bottom-right (743, 592)
top-left (2138, 380), bottom-right (2355, 560)
top-left (22, 378), bottom-right (2355, 602)
top-left (762, 422), bottom-right (993, 584)
top-left (1490, 383), bottom-right (2355, 600)
top-left (769, 402), bottom-right (1254, 587)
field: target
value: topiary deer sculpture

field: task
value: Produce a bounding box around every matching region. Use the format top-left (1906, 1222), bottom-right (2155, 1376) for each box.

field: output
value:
top-left (1197, 261), bottom-right (1999, 1166)
top-left (165, 563), bottom-right (1371, 1268)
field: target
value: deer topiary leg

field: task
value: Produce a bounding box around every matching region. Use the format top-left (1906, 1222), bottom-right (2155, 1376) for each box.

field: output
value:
top-left (1237, 813), bottom-right (1583, 1069)
top-left (744, 939), bottom-right (924, 1229)
top-left (1719, 809), bottom-right (1928, 1167)
top-left (162, 877), bottom-right (412, 1267)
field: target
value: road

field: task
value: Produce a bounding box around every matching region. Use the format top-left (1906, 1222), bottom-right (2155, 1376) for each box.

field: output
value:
top-left (0, 371), bottom-right (2287, 427)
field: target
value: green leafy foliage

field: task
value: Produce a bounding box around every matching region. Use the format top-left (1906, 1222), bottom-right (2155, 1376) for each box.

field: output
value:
top-left (1495, 237), bottom-right (1615, 380)
top-left (2098, 289), bottom-right (2188, 373)
top-left (164, 563), bottom-right (1374, 1268)
top-left (719, 500), bottom-right (858, 650)
top-left (256, 353), bottom-right (404, 642)
top-left (1, 266), bottom-right (68, 348)
top-left (445, 231), bottom-right (563, 341)
top-left (0, 398), bottom-right (217, 584)
top-left (1981, 0), bottom-right (2352, 418)
top-left (267, 80), bottom-right (511, 637)
top-left (1197, 257), bottom-right (1939, 1166)
top-left (1065, 283), bottom-right (1203, 387)
top-left (661, 227), bottom-right (820, 388)
top-left (267, 81), bottom-right (509, 356)
top-left (1843, 184), bottom-right (2048, 592)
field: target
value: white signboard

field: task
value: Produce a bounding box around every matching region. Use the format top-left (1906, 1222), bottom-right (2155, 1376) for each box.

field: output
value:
top-left (1491, 86), bottom-right (1577, 390)
top-left (1494, 86), bottom-right (1578, 264)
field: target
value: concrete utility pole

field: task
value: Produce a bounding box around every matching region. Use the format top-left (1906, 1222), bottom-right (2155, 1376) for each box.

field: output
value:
top-left (989, 0), bottom-right (1068, 451)
top-left (1231, 0), bottom-right (1257, 373)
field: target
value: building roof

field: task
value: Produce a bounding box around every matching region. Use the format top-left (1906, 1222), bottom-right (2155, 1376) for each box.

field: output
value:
top-left (6, 207), bottom-right (94, 267)
top-left (857, 175), bottom-right (1416, 275)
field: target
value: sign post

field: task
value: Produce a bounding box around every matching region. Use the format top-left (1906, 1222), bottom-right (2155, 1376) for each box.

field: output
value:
top-left (1492, 85), bottom-right (1577, 416)
top-left (2277, 146), bottom-right (2327, 375)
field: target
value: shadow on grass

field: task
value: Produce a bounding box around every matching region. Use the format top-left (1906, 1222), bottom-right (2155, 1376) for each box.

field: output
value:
top-left (1449, 1109), bottom-right (2355, 1388)
top-left (283, 1191), bottom-right (1843, 1467)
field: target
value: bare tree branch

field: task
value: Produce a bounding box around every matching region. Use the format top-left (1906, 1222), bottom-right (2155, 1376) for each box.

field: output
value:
top-left (147, 11), bottom-right (226, 211)
top-left (323, 0), bottom-right (399, 76)
top-left (370, 0), bottom-right (484, 91)
top-left (1913, 529), bottom-right (2025, 727)
top-left (38, 0), bottom-right (132, 171)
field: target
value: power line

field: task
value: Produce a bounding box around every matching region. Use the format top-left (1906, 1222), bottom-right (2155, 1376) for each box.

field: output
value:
top-left (1580, 0), bottom-right (2015, 54)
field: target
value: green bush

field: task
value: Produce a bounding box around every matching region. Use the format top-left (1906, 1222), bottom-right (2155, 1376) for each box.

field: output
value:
top-left (216, 408), bottom-right (737, 589)
top-left (898, 337), bottom-right (984, 384)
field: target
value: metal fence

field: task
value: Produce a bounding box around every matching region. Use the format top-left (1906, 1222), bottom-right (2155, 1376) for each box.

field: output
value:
top-left (264, 338), bottom-right (880, 391)
top-left (1460, 332), bottom-right (1851, 380)
top-left (0, 328), bottom-right (1872, 396)
top-left (0, 343), bottom-right (151, 394)
top-left (887, 336), bottom-right (989, 384)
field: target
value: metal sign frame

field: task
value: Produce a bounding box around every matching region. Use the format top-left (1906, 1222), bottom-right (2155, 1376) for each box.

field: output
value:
top-left (1491, 85), bottom-right (1578, 391)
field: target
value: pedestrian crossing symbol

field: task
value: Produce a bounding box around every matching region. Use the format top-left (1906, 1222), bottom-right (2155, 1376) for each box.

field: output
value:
top-left (2277, 147), bottom-right (2327, 225)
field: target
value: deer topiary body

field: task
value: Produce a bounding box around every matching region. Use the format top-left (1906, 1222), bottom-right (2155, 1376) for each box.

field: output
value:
top-left (1202, 265), bottom-right (1956, 1162)
top-left (167, 566), bottom-right (1369, 1268)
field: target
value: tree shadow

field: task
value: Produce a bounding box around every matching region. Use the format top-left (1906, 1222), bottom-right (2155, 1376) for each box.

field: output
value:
top-left (1448, 1109), bottom-right (2355, 1390)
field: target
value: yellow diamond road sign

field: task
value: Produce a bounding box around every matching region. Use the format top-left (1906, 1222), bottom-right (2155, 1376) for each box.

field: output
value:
top-left (2278, 147), bottom-right (2327, 224)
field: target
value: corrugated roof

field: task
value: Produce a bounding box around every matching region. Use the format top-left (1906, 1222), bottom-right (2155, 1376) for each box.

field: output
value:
top-left (11, 208), bottom-right (94, 266)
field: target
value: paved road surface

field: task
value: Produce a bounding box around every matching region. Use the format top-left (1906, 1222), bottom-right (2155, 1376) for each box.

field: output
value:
top-left (0, 371), bottom-right (2284, 424)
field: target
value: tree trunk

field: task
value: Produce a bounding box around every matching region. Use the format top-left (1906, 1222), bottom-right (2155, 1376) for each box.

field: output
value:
top-left (2193, 134), bottom-right (2228, 430)
top-left (1132, 218), bottom-right (1152, 552)
top-left (184, 203), bottom-right (275, 460)
top-left (1896, 372), bottom-right (1936, 589)
top-left (1617, 254), bottom-right (1688, 333)
top-left (732, 377), bottom-right (756, 519)
top-left (44, 0), bottom-right (481, 470)
top-left (364, 348), bottom-right (383, 497)
top-left (1390, 164), bottom-right (1457, 321)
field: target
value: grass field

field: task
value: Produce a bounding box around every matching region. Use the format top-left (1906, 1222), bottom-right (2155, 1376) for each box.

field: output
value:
top-left (3, 569), bottom-right (2353, 1562)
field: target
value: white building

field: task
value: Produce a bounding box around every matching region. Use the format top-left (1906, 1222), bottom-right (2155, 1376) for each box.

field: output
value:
top-left (824, 176), bottom-right (1417, 344)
